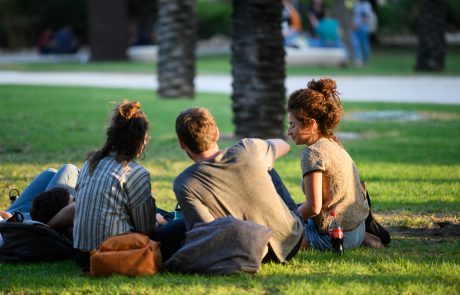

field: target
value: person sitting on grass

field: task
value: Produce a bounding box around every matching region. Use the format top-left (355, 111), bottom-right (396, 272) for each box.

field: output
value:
top-left (287, 78), bottom-right (383, 250)
top-left (72, 100), bottom-right (185, 271)
top-left (173, 107), bottom-right (305, 263)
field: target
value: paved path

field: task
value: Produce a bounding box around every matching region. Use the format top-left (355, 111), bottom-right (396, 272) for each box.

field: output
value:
top-left (1, 71), bottom-right (459, 104)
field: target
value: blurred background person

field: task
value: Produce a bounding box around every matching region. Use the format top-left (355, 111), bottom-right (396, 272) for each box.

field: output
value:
top-left (351, 0), bottom-right (373, 67)
top-left (282, 0), bottom-right (303, 47)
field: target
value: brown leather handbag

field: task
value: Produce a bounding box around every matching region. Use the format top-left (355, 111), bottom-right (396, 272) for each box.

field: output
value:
top-left (90, 233), bottom-right (162, 276)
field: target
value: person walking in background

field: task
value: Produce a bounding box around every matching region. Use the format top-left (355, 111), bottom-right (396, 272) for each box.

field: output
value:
top-left (351, 0), bottom-right (373, 67)
top-left (287, 78), bottom-right (382, 251)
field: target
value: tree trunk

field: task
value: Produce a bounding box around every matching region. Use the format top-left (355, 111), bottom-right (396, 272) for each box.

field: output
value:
top-left (415, 0), bottom-right (446, 72)
top-left (87, 0), bottom-right (128, 61)
top-left (331, 0), bottom-right (353, 64)
top-left (231, 0), bottom-right (286, 139)
top-left (157, 0), bottom-right (196, 98)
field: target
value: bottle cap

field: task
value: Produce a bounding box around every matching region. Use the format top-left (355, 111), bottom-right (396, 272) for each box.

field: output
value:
top-left (330, 211), bottom-right (336, 217)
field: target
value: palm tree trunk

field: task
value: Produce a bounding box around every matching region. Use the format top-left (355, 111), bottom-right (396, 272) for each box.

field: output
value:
top-left (415, 0), bottom-right (446, 71)
top-left (157, 0), bottom-right (196, 98)
top-left (87, 0), bottom-right (128, 61)
top-left (231, 0), bottom-right (286, 139)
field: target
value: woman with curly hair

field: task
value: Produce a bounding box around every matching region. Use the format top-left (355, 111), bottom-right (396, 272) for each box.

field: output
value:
top-left (287, 78), bottom-right (380, 251)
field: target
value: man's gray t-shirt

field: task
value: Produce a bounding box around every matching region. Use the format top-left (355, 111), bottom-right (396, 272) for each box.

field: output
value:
top-left (173, 138), bottom-right (304, 262)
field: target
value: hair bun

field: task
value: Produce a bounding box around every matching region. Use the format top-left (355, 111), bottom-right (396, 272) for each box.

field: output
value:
top-left (118, 100), bottom-right (141, 120)
top-left (307, 78), bottom-right (337, 98)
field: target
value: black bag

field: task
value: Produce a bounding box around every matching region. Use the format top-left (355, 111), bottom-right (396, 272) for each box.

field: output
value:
top-left (0, 212), bottom-right (75, 263)
top-left (362, 182), bottom-right (391, 246)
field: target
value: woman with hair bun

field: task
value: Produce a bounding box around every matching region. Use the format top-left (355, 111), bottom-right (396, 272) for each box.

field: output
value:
top-left (287, 78), bottom-right (380, 251)
top-left (73, 100), bottom-right (184, 271)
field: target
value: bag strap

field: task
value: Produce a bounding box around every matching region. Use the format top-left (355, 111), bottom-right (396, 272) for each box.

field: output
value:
top-left (9, 189), bottom-right (20, 204)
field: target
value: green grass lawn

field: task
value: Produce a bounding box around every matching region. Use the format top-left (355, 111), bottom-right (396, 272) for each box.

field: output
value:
top-left (0, 85), bottom-right (459, 294)
top-left (1, 47), bottom-right (460, 76)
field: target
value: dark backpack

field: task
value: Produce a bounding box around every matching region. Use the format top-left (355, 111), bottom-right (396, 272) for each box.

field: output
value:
top-left (0, 212), bottom-right (75, 263)
top-left (362, 182), bottom-right (391, 246)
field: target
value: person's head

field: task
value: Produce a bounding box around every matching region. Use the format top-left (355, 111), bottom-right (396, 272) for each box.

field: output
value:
top-left (88, 100), bottom-right (149, 174)
top-left (287, 78), bottom-right (343, 146)
top-left (30, 188), bottom-right (71, 223)
top-left (175, 108), bottom-right (218, 155)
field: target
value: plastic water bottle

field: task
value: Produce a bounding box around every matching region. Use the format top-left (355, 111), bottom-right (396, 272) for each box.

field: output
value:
top-left (174, 203), bottom-right (183, 220)
top-left (328, 211), bottom-right (344, 254)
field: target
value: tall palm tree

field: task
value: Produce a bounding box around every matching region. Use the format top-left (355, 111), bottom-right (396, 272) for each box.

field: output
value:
top-left (231, 0), bottom-right (285, 138)
top-left (157, 0), bottom-right (196, 98)
top-left (87, 0), bottom-right (128, 61)
top-left (415, 0), bottom-right (446, 71)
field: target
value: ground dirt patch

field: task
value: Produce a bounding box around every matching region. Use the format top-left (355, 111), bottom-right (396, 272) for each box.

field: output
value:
top-left (374, 213), bottom-right (460, 241)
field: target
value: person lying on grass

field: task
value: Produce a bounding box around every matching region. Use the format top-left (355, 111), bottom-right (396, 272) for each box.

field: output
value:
top-left (0, 165), bottom-right (167, 241)
top-left (0, 163), bottom-right (79, 227)
top-left (287, 77), bottom-right (383, 250)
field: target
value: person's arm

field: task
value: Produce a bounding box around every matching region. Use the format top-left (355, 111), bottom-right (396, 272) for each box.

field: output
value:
top-left (0, 210), bottom-right (12, 219)
top-left (47, 202), bottom-right (75, 230)
top-left (267, 139), bottom-right (290, 160)
top-left (125, 167), bottom-right (158, 236)
top-left (130, 198), bottom-right (157, 236)
top-left (298, 171), bottom-right (323, 221)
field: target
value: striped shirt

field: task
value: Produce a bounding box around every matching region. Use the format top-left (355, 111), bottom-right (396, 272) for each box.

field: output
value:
top-left (73, 156), bottom-right (157, 251)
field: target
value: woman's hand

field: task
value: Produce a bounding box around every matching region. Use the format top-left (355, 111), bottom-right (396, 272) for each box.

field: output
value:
top-left (156, 213), bottom-right (168, 225)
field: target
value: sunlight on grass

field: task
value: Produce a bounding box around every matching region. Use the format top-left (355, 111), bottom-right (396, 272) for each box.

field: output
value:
top-left (0, 84), bottom-right (459, 294)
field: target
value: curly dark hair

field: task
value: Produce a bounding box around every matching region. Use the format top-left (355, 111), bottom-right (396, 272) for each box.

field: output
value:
top-left (287, 78), bottom-right (343, 141)
top-left (30, 187), bottom-right (70, 223)
top-left (87, 100), bottom-right (149, 175)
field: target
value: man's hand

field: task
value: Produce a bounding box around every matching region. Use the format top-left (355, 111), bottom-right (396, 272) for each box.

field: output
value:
top-left (156, 213), bottom-right (168, 225)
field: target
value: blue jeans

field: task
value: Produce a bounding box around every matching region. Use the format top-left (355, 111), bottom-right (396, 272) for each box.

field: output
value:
top-left (7, 164), bottom-right (79, 220)
top-left (305, 219), bottom-right (365, 251)
top-left (269, 169), bottom-right (301, 219)
top-left (351, 26), bottom-right (370, 64)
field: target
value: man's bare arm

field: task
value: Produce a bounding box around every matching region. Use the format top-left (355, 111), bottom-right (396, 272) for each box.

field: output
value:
top-left (267, 139), bottom-right (291, 159)
top-left (47, 202), bottom-right (75, 230)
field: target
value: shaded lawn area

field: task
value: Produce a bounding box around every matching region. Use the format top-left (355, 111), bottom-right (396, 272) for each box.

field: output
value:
top-left (1, 47), bottom-right (460, 76)
top-left (0, 85), bottom-right (459, 294)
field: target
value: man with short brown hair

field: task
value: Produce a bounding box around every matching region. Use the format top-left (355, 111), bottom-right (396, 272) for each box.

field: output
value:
top-left (174, 107), bottom-right (304, 262)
